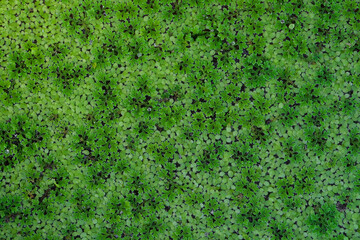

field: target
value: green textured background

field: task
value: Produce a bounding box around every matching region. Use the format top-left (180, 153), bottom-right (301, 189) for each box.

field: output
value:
top-left (0, 0), bottom-right (359, 239)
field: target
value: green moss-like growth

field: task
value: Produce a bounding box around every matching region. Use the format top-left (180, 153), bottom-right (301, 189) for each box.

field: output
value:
top-left (1, 0), bottom-right (359, 239)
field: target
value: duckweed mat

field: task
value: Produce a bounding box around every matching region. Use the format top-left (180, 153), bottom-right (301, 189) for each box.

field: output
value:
top-left (1, 0), bottom-right (359, 239)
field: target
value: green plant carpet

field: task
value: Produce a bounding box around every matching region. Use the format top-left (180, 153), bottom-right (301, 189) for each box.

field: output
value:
top-left (0, 0), bottom-right (359, 239)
